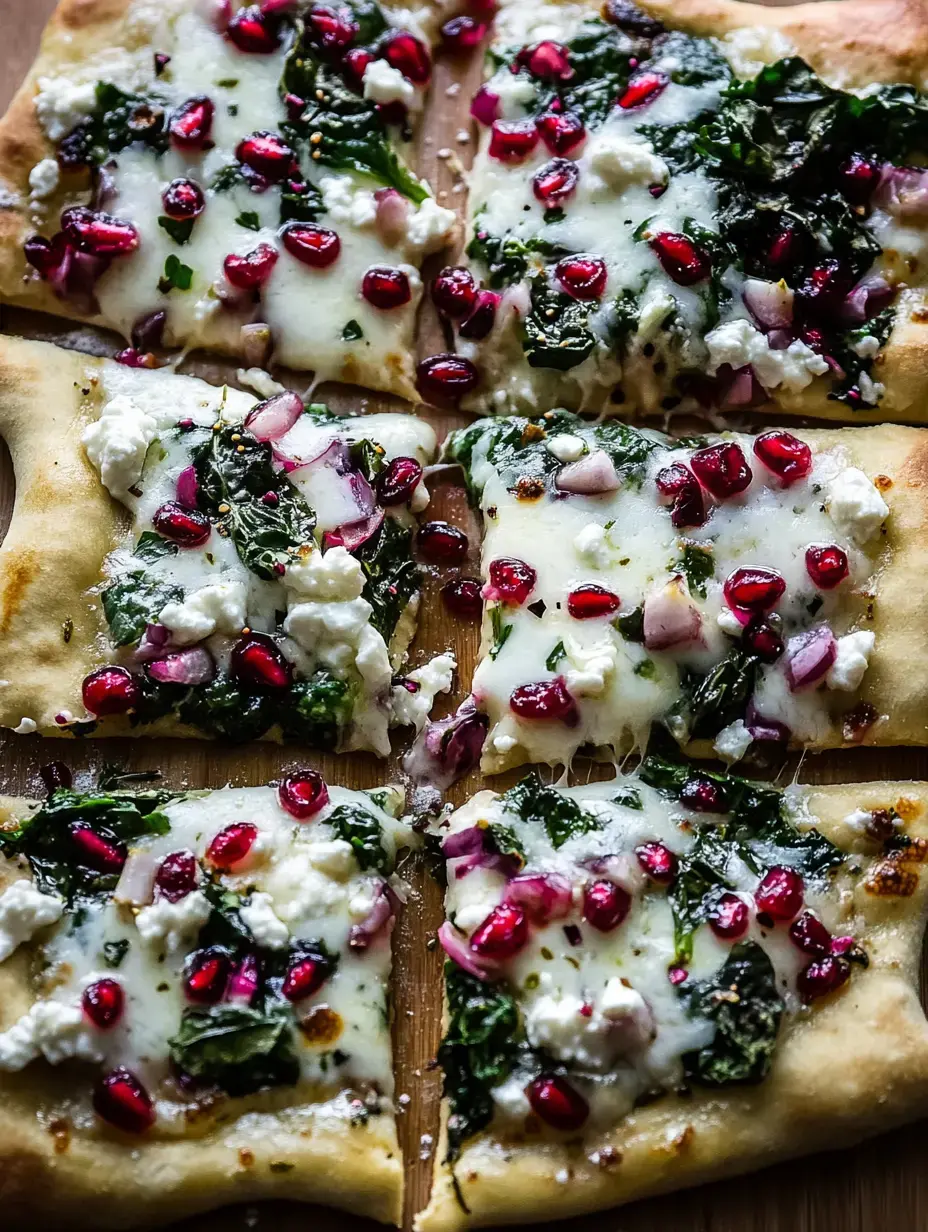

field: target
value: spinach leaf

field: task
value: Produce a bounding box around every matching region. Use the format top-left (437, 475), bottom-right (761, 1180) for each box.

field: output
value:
top-left (178, 677), bottom-right (276, 743)
top-left (545, 640), bottom-right (565, 671)
top-left (158, 254), bottom-right (194, 293)
top-left (102, 571), bottom-right (182, 647)
top-left (169, 1003), bottom-right (299, 1097)
top-left (671, 647), bottom-right (759, 741)
top-left (676, 543), bottom-right (714, 598)
top-left (61, 82), bottom-right (168, 166)
top-left (486, 822), bottom-right (526, 870)
top-left (441, 415), bottom-right (566, 503)
top-left (133, 530), bottom-right (177, 564)
top-left (102, 939), bottom-right (130, 968)
top-left (501, 773), bottom-right (599, 850)
top-left (279, 179), bottom-right (326, 223)
top-left (556, 20), bottom-right (637, 127)
top-left (327, 803), bottom-right (388, 872)
top-left (612, 786), bottom-right (642, 810)
top-left (235, 210), bottom-right (261, 231)
top-left (614, 605), bottom-right (645, 641)
top-left (342, 319), bottom-right (364, 342)
top-left (354, 516), bottom-right (419, 643)
top-left (590, 418), bottom-right (661, 485)
top-left (466, 227), bottom-right (568, 289)
top-left (278, 673), bottom-right (353, 749)
top-left (523, 278), bottom-right (597, 371)
top-left (488, 606), bottom-right (512, 660)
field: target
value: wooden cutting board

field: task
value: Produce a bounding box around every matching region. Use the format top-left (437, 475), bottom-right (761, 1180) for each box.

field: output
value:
top-left (2, 2), bottom-right (928, 1229)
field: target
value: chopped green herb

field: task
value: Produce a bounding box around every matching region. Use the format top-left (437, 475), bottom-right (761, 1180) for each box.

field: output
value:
top-left (489, 606), bottom-right (512, 660)
top-left (545, 640), bottom-right (566, 671)
top-left (158, 215), bottom-right (194, 245)
top-left (342, 319), bottom-right (364, 341)
top-left (235, 210), bottom-right (261, 231)
top-left (158, 253), bottom-right (194, 293)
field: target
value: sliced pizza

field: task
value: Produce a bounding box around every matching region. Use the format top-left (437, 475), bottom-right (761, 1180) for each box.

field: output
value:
top-left (0, 0), bottom-right (457, 401)
top-left (419, 763), bottom-right (928, 1230)
top-left (417, 0), bottom-right (928, 419)
top-left (0, 334), bottom-right (451, 750)
top-left (0, 768), bottom-right (411, 1226)
top-left (440, 410), bottom-right (928, 775)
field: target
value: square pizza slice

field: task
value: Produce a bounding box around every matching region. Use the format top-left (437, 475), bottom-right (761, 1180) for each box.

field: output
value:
top-left (440, 411), bottom-right (928, 776)
top-left (0, 0), bottom-right (457, 401)
top-left (0, 334), bottom-right (453, 750)
top-left (419, 763), bottom-right (928, 1230)
top-left (0, 769), bottom-right (411, 1227)
top-left (419, 0), bottom-right (928, 419)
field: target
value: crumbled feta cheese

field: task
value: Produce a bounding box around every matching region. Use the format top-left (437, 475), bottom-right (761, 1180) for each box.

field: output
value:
top-left (585, 133), bottom-right (668, 192)
top-left (392, 652), bottom-right (456, 732)
top-left (720, 26), bottom-right (796, 78)
top-left (851, 334), bottom-right (881, 359)
top-left (565, 639), bottom-right (617, 699)
top-left (493, 734), bottom-right (518, 754)
top-left (363, 58), bottom-right (416, 107)
top-left (0, 882), bottom-right (63, 962)
top-left (135, 889), bottom-right (212, 952)
top-left (826, 630), bottom-right (875, 691)
top-left (285, 596), bottom-right (373, 649)
top-left (236, 368), bottom-right (286, 398)
top-left (492, 73), bottom-right (536, 118)
top-left (404, 197), bottom-right (456, 255)
top-left (713, 719), bottom-right (753, 763)
top-left (546, 433), bottom-right (586, 463)
top-left (12, 717), bottom-right (37, 734)
top-left (240, 892), bottom-right (289, 950)
top-left (843, 808), bottom-right (874, 833)
top-left (524, 982), bottom-right (652, 1072)
top-left (320, 175), bottom-right (378, 228)
top-left (0, 999), bottom-right (103, 1071)
top-left (348, 882), bottom-right (378, 921)
top-left (717, 607), bottom-right (744, 637)
top-left (33, 76), bottom-right (97, 141)
top-left (826, 467), bottom-right (889, 544)
top-left (82, 394), bottom-right (160, 502)
top-left (354, 624), bottom-right (394, 691)
top-left (284, 546), bottom-right (365, 601)
top-left (573, 522), bottom-right (609, 568)
top-left (492, 1075), bottom-right (531, 1120)
top-left (158, 581), bottom-right (248, 645)
top-left (28, 158), bottom-right (60, 202)
top-left (307, 839), bottom-right (357, 880)
top-left (857, 369), bottom-right (885, 404)
top-left (268, 853), bottom-right (347, 922)
top-left (705, 319), bottom-right (829, 393)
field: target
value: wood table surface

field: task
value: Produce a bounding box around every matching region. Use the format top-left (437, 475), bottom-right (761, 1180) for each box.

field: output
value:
top-left (3, 1), bottom-right (928, 1229)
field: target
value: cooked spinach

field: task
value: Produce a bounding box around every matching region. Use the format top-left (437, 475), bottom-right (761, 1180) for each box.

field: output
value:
top-left (355, 515), bottom-right (419, 643)
top-left (523, 278), bottom-right (597, 372)
top-left (669, 647), bottom-right (759, 742)
top-left (486, 822), bottom-right (526, 870)
top-left (676, 543), bottom-right (715, 598)
top-left (327, 803), bottom-right (389, 873)
top-left (169, 1003), bottom-right (300, 1097)
top-left (132, 530), bottom-right (178, 564)
top-left (278, 672), bottom-right (353, 749)
top-left (501, 773), bottom-right (599, 850)
top-left (60, 82), bottom-right (168, 166)
top-left (178, 677), bottom-right (276, 743)
top-left (466, 227), bottom-right (568, 289)
top-left (102, 570), bottom-right (182, 647)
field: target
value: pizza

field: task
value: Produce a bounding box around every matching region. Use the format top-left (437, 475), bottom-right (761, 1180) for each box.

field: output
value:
top-left (416, 0), bottom-right (928, 419)
top-left (438, 410), bottom-right (928, 776)
top-left (0, 0), bottom-right (457, 401)
top-left (0, 767), bottom-right (412, 1226)
top-left (419, 763), bottom-right (928, 1230)
top-left (0, 334), bottom-right (453, 751)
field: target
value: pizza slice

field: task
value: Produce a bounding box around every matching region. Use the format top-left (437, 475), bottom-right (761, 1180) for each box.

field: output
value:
top-left (0, 767), bottom-right (411, 1226)
top-left (0, 334), bottom-right (451, 751)
top-left (439, 410), bottom-right (928, 775)
top-left (0, 0), bottom-right (457, 401)
top-left (419, 762), bottom-right (928, 1230)
top-left (417, 0), bottom-right (928, 419)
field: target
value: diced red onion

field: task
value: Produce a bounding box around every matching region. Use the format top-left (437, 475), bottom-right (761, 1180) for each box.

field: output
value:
top-left (114, 849), bottom-right (158, 906)
top-left (504, 873), bottom-right (572, 924)
top-left (470, 84), bottom-right (500, 126)
top-left (403, 696), bottom-right (488, 790)
top-left (745, 699), bottom-right (791, 744)
top-left (555, 449), bottom-right (620, 495)
top-left (441, 826), bottom-right (486, 858)
top-left (225, 954), bottom-right (259, 1004)
top-left (875, 164), bottom-right (928, 218)
top-left (132, 623), bottom-right (171, 664)
top-left (349, 880), bottom-right (398, 951)
top-left (841, 274), bottom-right (894, 324)
top-left (244, 390), bottom-right (303, 442)
top-left (92, 165), bottom-right (118, 209)
top-left (277, 433), bottom-right (349, 474)
top-left (323, 506), bottom-right (384, 552)
top-left (785, 625), bottom-right (837, 691)
top-left (176, 465), bottom-right (199, 509)
top-left (767, 329), bottom-right (791, 350)
top-left (643, 578), bottom-right (703, 650)
top-left (743, 279), bottom-right (793, 330)
top-left (451, 851), bottom-right (516, 879)
top-left (374, 188), bottom-right (410, 247)
top-left (148, 646), bottom-right (215, 686)
top-left (241, 322), bottom-right (272, 367)
top-left (437, 920), bottom-right (495, 979)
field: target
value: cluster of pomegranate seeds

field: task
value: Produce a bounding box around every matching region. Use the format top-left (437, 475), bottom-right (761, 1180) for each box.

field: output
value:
top-left (796, 258), bottom-right (853, 316)
top-left (236, 131), bottom-right (293, 180)
top-left (489, 119), bottom-right (540, 163)
top-left (742, 616), bottom-right (784, 663)
top-left (169, 96), bottom-right (214, 149)
top-left (417, 520), bottom-right (469, 564)
top-left (184, 948), bottom-right (230, 1003)
top-left (526, 1073), bottom-right (589, 1131)
top-left (152, 501), bottom-right (211, 547)
top-left (83, 978), bottom-right (124, 1029)
top-left (555, 255), bottom-right (607, 301)
top-left (206, 822), bottom-right (259, 870)
top-left (440, 14), bottom-right (487, 50)
top-left (618, 70), bottom-right (667, 109)
top-left (381, 29), bottom-right (431, 82)
top-left (635, 842), bottom-right (677, 883)
top-left (680, 774), bottom-right (723, 812)
top-left (231, 631), bottom-right (292, 690)
top-left (655, 463), bottom-right (706, 529)
top-left (515, 40), bottom-right (573, 81)
top-left (362, 265), bottom-right (411, 309)
top-left (378, 456), bottom-right (423, 505)
top-left (583, 878), bottom-right (631, 931)
top-left (416, 354), bottom-right (479, 406)
top-left (161, 178), bottom-right (205, 220)
top-left (485, 557), bottom-right (536, 605)
top-left (94, 1067), bottom-right (155, 1134)
top-left (224, 242), bottom-right (279, 289)
top-left (649, 232), bottom-right (711, 286)
top-left (723, 566), bottom-right (786, 621)
top-left (536, 110), bottom-right (586, 155)
top-left (81, 666), bottom-right (139, 717)
top-left (459, 290), bottom-right (499, 340)
top-left (155, 849), bottom-right (199, 901)
top-left (307, 4), bottom-right (358, 50)
top-left (753, 430), bottom-right (812, 486)
top-left (442, 577), bottom-right (483, 620)
top-left (61, 207), bottom-right (139, 257)
top-left (283, 954), bottom-right (327, 1001)
top-left (691, 441), bottom-right (752, 500)
top-left (709, 893), bottom-right (749, 940)
top-left (805, 543), bottom-right (849, 590)
top-left (70, 823), bottom-right (125, 872)
top-left (432, 266), bottom-right (478, 319)
top-left (226, 4), bottom-right (281, 52)
top-left (754, 865), bottom-right (804, 922)
top-left (470, 903), bottom-right (528, 959)
top-left (567, 583), bottom-right (620, 619)
top-left (838, 152), bottom-right (881, 205)
top-left (510, 676), bottom-right (579, 726)
top-left (282, 222), bottom-right (341, 268)
top-left (278, 770), bottom-right (329, 820)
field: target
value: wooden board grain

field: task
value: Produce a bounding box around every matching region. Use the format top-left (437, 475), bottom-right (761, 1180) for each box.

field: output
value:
top-left (2, 3), bottom-right (928, 1231)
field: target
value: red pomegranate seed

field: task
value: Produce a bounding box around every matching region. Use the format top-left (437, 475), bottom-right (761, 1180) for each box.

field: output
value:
top-left (307, 4), bottom-right (358, 49)
top-left (343, 46), bottom-right (375, 88)
top-left (755, 866), bottom-right (804, 922)
top-left (489, 119), bottom-right (539, 162)
top-left (753, 429), bottom-right (812, 486)
top-left (236, 131), bottom-right (293, 180)
top-left (416, 354), bottom-right (479, 406)
top-left (618, 69), bottom-right (667, 109)
top-left (655, 463), bottom-right (706, 529)
top-left (680, 774), bottom-right (723, 812)
top-left (583, 879), bottom-right (631, 932)
top-left (459, 290), bottom-right (499, 340)
top-left (532, 158), bottom-right (580, 208)
top-left (788, 910), bottom-right (832, 956)
top-left (527, 1073), bottom-right (589, 1131)
top-left (24, 232), bottom-right (69, 279)
top-left (555, 255), bottom-right (606, 300)
top-left (805, 544), bottom-right (849, 590)
top-left (155, 849), bottom-right (199, 901)
top-left (282, 222), bottom-right (341, 268)
top-left (797, 954), bottom-right (850, 1002)
top-left (723, 567), bottom-right (786, 618)
top-left (384, 30), bottom-right (431, 82)
top-left (515, 40), bottom-right (573, 81)
top-left (485, 557), bottom-right (536, 605)
top-left (709, 893), bottom-right (749, 940)
top-left (362, 265), bottom-right (411, 309)
top-left (283, 955), bottom-right (328, 1001)
top-left (377, 456), bottom-right (423, 506)
top-left (83, 978), bottom-right (124, 1029)
top-left (40, 761), bottom-right (72, 794)
top-left (766, 220), bottom-right (803, 269)
top-left (470, 903), bottom-right (528, 959)
top-left (161, 178), bottom-right (205, 220)
top-left (417, 520), bottom-right (468, 563)
top-left (691, 441), bottom-right (752, 499)
top-left (93, 1067), bottom-right (155, 1134)
top-left (227, 5), bottom-right (281, 52)
top-left (184, 949), bottom-right (230, 1003)
top-left (668, 965), bottom-right (688, 986)
top-left (114, 348), bottom-right (156, 368)
top-left (70, 823), bottom-right (125, 872)
top-left (169, 96), bottom-right (214, 148)
top-left (797, 258), bottom-right (853, 315)
top-left (441, 577), bottom-right (483, 620)
top-left (81, 666), bottom-right (139, 717)
top-left (742, 617), bottom-right (784, 663)
top-left (224, 242), bottom-right (279, 289)
top-left (510, 676), bottom-right (579, 726)
top-left (649, 231), bottom-right (711, 286)
top-left (838, 153), bottom-right (880, 205)
top-left (152, 501), bottom-right (211, 547)
top-left (441, 14), bottom-right (487, 50)
top-left (635, 842), bottom-right (677, 883)
top-left (432, 266), bottom-right (478, 319)
top-left (536, 110), bottom-right (586, 155)
top-left (230, 631), bottom-right (292, 690)
top-left (60, 206), bottom-right (139, 257)
top-left (278, 770), bottom-right (329, 820)
top-left (206, 822), bottom-right (259, 870)
top-left (567, 583), bottom-right (620, 619)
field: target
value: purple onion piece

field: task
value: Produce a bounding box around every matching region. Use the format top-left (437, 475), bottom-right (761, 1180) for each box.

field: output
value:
top-left (323, 507), bottom-right (385, 553)
top-left (745, 699), bottom-right (791, 744)
top-left (131, 309), bottom-right (166, 352)
top-left (176, 464), bottom-right (199, 510)
top-left (743, 277), bottom-right (794, 330)
top-left (785, 625), bottom-right (837, 692)
top-left (441, 825), bottom-right (486, 859)
top-left (348, 880), bottom-right (398, 951)
top-left (148, 646), bottom-right (215, 686)
top-left (244, 390), bottom-right (304, 443)
top-left (437, 920), bottom-right (494, 980)
top-left (225, 953), bottom-right (258, 1003)
top-left (504, 872), bottom-right (572, 924)
top-left (556, 449), bottom-right (620, 495)
top-left (403, 696), bottom-right (489, 790)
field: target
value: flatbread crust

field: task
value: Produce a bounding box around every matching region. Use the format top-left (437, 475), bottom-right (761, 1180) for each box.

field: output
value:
top-left (418, 778), bottom-right (928, 1231)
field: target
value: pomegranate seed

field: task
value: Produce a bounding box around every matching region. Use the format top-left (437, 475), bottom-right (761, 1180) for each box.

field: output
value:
top-left (470, 903), bottom-right (528, 959)
top-left (384, 30), bottom-right (431, 82)
top-left (184, 949), bottom-right (230, 1003)
top-left (70, 823), bottom-right (125, 872)
top-left (441, 14), bottom-right (486, 50)
top-left (766, 219), bottom-right (804, 270)
top-left (788, 910), bottom-right (832, 956)
top-left (691, 441), bottom-right (752, 499)
top-left (755, 866), bottom-right (804, 922)
top-left (151, 501), bottom-right (211, 547)
top-left (753, 429), bottom-right (812, 486)
top-left (441, 577), bottom-right (483, 620)
top-left (635, 842), bottom-right (677, 883)
top-left (838, 153), bottom-right (880, 205)
top-left (723, 567), bottom-right (786, 618)
top-left (527, 1073), bottom-right (589, 1131)
top-left (155, 850), bottom-right (199, 901)
top-left (283, 955), bottom-right (327, 1000)
top-left (583, 879), bottom-right (631, 931)
top-left (307, 4), bottom-right (358, 49)
top-left (206, 822), bottom-right (259, 870)
top-left (83, 978), bottom-right (124, 1028)
top-left (516, 40), bottom-right (573, 81)
top-left (227, 5), bottom-right (281, 52)
top-left (224, 242), bottom-right (279, 289)
top-left (343, 46), bottom-right (375, 89)
top-left (797, 259), bottom-right (853, 316)
top-left (416, 354), bottom-right (479, 406)
top-left (278, 770), bottom-right (329, 820)
top-left (81, 666), bottom-right (139, 717)
top-left (555, 255), bottom-right (606, 300)
top-left (680, 775), bottom-right (723, 812)
top-left (161, 178), bottom-right (205, 220)
top-left (655, 464), bottom-right (706, 529)
top-left (417, 520), bottom-right (468, 563)
top-left (536, 110), bottom-right (586, 155)
top-left (805, 543), bottom-right (849, 590)
top-left (432, 266), bottom-right (478, 319)
top-left (377, 456), bottom-right (422, 506)
top-left (567, 584), bottom-right (620, 619)
top-left (230, 631), bottom-right (292, 690)
top-left (668, 965), bottom-right (688, 986)
top-left (797, 954), bottom-right (850, 1001)
top-left (618, 70), bottom-right (667, 109)
top-left (169, 96), bottom-right (214, 148)
top-left (282, 222), bottom-right (341, 268)
top-left (709, 893), bottom-right (749, 940)
top-left (362, 265), bottom-right (411, 309)
top-left (93, 1067), bottom-right (155, 1134)
top-left (60, 206), bottom-right (139, 257)
top-left (489, 119), bottom-right (539, 163)
top-left (649, 231), bottom-right (711, 286)
top-left (742, 617), bottom-right (784, 663)
top-left (470, 83), bottom-right (500, 126)
top-left (24, 232), bottom-right (68, 278)
top-left (114, 348), bottom-right (156, 368)
top-left (459, 290), bottom-right (499, 340)
top-left (236, 131), bottom-right (293, 181)
top-left (532, 158), bottom-right (580, 208)
top-left (40, 761), bottom-right (72, 794)
top-left (485, 557), bottom-right (536, 605)
top-left (510, 676), bottom-right (579, 726)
